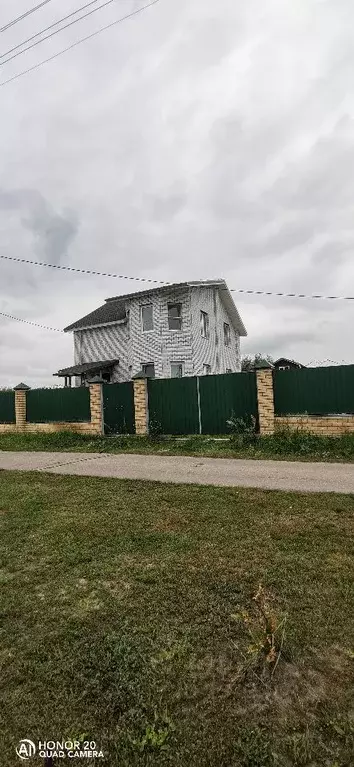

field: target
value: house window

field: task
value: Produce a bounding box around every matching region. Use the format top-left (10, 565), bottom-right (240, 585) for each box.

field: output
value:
top-left (226, 368), bottom-right (232, 374)
top-left (171, 362), bottom-right (183, 378)
top-left (203, 364), bottom-right (211, 375)
top-left (141, 304), bottom-right (153, 331)
top-left (200, 310), bottom-right (209, 339)
top-left (224, 322), bottom-right (231, 346)
top-left (142, 363), bottom-right (155, 378)
top-left (168, 303), bottom-right (182, 330)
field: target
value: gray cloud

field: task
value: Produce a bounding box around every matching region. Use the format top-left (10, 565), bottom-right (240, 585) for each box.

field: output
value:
top-left (1, 0), bottom-right (354, 386)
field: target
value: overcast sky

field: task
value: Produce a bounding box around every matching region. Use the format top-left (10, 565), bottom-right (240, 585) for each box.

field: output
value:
top-left (1, 0), bottom-right (353, 387)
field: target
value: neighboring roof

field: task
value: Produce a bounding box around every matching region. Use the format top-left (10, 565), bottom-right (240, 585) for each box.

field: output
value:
top-left (64, 279), bottom-right (247, 336)
top-left (54, 359), bottom-right (119, 377)
top-left (274, 358), bottom-right (305, 368)
top-left (64, 300), bottom-right (126, 332)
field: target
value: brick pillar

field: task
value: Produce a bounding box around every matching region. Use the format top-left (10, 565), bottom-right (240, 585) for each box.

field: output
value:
top-left (256, 367), bottom-right (275, 435)
top-left (14, 383), bottom-right (30, 430)
top-left (88, 378), bottom-right (104, 435)
top-left (133, 377), bottom-right (149, 435)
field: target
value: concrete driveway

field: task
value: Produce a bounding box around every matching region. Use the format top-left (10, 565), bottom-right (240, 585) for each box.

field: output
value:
top-left (0, 450), bottom-right (354, 493)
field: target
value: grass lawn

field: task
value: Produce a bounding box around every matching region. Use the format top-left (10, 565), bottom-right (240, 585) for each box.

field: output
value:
top-left (2, 429), bottom-right (354, 462)
top-left (0, 471), bottom-right (353, 766)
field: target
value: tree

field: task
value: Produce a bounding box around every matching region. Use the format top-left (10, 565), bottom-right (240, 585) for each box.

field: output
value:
top-left (241, 353), bottom-right (274, 372)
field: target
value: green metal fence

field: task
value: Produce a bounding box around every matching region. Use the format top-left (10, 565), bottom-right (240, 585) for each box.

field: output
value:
top-left (199, 372), bottom-right (258, 434)
top-left (0, 391), bottom-right (16, 423)
top-left (103, 382), bottom-right (135, 434)
top-left (147, 372), bottom-right (258, 435)
top-left (274, 365), bottom-right (354, 415)
top-left (26, 387), bottom-right (91, 423)
top-left (148, 377), bottom-right (200, 435)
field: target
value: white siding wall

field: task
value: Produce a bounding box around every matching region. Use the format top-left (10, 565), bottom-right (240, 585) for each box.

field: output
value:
top-left (190, 286), bottom-right (219, 375)
top-left (216, 291), bottom-right (241, 372)
top-left (190, 287), bottom-right (241, 375)
top-left (127, 287), bottom-right (194, 378)
top-left (74, 323), bottom-right (129, 382)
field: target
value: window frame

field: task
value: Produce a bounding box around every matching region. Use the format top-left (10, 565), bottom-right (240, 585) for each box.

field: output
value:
top-left (142, 362), bottom-right (155, 378)
top-left (200, 310), bottom-right (209, 339)
top-left (141, 303), bottom-right (154, 332)
top-left (203, 363), bottom-right (211, 375)
top-left (170, 361), bottom-right (184, 378)
top-left (168, 302), bottom-right (182, 331)
top-left (223, 322), bottom-right (231, 346)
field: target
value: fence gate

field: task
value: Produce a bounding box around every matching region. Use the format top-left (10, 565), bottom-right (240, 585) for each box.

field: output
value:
top-left (148, 377), bottom-right (199, 434)
top-left (103, 382), bottom-right (135, 435)
top-left (199, 372), bottom-right (258, 434)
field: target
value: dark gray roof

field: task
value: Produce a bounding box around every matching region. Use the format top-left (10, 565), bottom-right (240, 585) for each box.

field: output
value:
top-left (64, 299), bottom-right (126, 332)
top-left (54, 359), bottom-right (119, 377)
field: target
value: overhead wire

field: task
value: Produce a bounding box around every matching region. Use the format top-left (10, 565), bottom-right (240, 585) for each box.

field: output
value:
top-left (0, 0), bottom-right (124, 68)
top-left (0, 0), bottom-right (102, 62)
top-left (0, 0), bottom-right (161, 88)
top-left (0, 0), bottom-right (55, 34)
top-left (1, 254), bottom-right (353, 302)
top-left (0, 310), bottom-right (62, 332)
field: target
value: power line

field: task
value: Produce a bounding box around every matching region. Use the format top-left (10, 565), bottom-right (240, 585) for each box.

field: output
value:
top-left (0, 0), bottom-right (122, 69)
top-left (0, 310), bottom-right (62, 332)
top-left (0, 0), bottom-right (101, 63)
top-left (0, 0), bottom-right (161, 88)
top-left (0, 255), bottom-right (167, 285)
top-left (0, 1), bottom-right (55, 34)
top-left (1, 254), bottom-right (354, 302)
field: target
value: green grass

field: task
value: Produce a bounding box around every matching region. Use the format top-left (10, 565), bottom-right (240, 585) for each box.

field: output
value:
top-left (0, 471), bottom-right (353, 766)
top-left (2, 429), bottom-right (354, 462)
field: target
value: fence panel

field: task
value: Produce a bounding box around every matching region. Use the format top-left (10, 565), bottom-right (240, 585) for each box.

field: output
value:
top-left (148, 377), bottom-right (199, 435)
top-left (26, 387), bottom-right (91, 423)
top-left (274, 365), bottom-right (354, 415)
top-left (103, 382), bottom-right (135, 434)
top-left (0, 391), bottom-right (16, 423)
top-left (199, 372), bottom-right (258, 434)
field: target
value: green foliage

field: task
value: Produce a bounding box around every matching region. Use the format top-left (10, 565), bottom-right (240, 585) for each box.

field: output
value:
top-left (132, 713), bottom-right (175, 752)
top-left (0, 471), bottom-right (353, 766)
top-left (148, 415), bottom-right (163, 438)
top-left (2, 428), bottom-right (354, 461)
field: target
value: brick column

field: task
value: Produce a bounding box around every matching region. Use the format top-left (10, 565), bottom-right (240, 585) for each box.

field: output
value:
top-left (14, 383), bottom-right (30, 430)
top-left (256, 367), bottom-right (275, 435)
top-left (133, 376), bottom-right (149, 435)
top-left (88, 378), bottom-right (104, 435)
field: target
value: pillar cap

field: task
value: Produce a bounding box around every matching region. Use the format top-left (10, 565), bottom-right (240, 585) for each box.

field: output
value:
top-left (254, 361), bottom-right (274, 370)
top-left (132, 370), bottom-right (149, 379)
top-left (14, 382), bottom-right (31, 390)
top-left (87, 376), bottom-right (105, 384)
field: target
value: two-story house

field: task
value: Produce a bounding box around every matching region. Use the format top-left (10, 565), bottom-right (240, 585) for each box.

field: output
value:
top-left (54, 279), bottom-right (247, 385)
